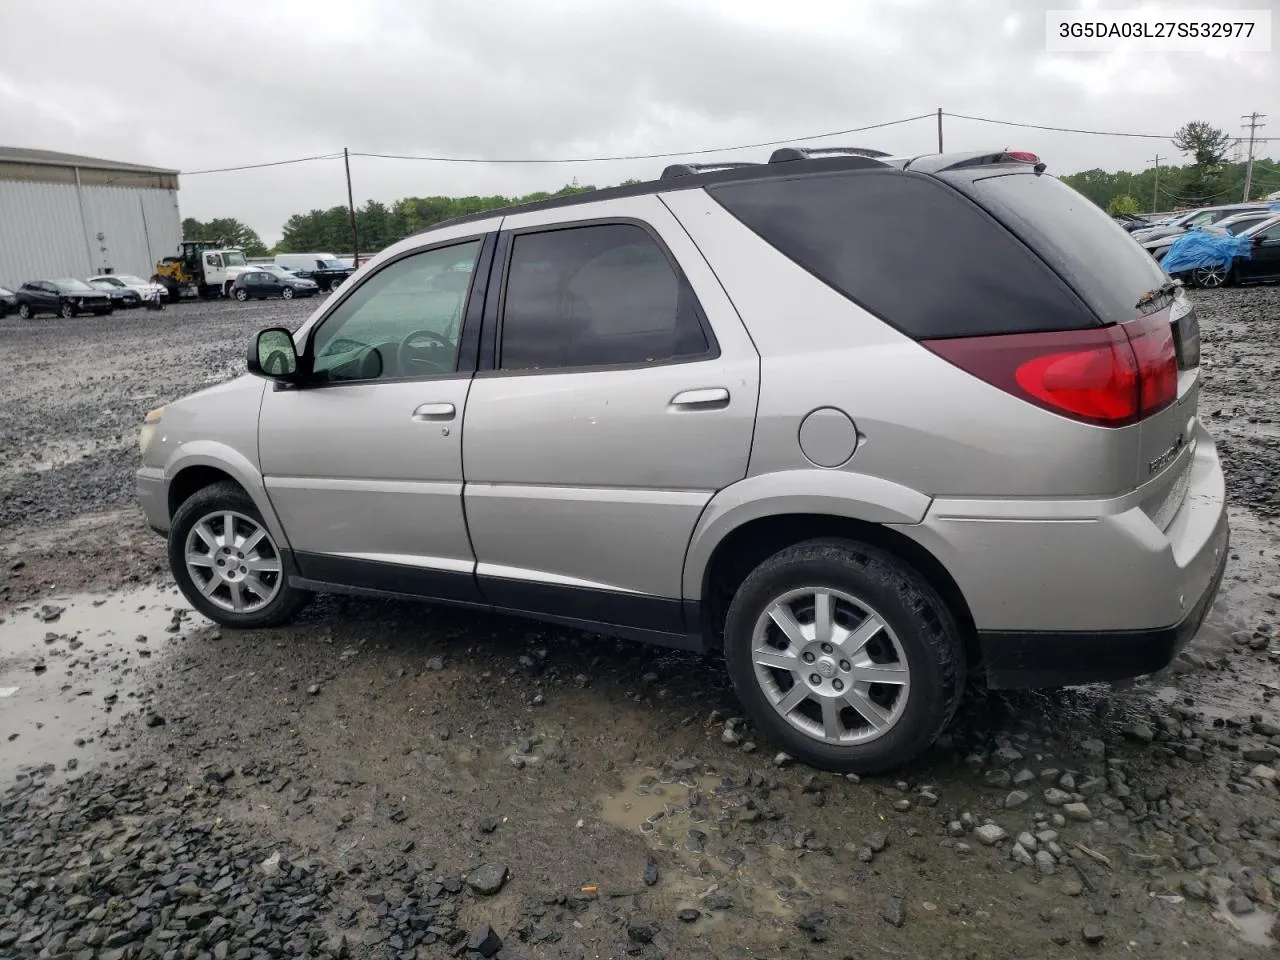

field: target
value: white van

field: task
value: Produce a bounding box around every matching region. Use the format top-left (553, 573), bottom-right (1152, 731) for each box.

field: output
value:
top-left (272, 253), bottom-right (353, 291)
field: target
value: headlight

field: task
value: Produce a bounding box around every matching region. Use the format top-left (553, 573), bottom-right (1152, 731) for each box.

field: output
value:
top-left (139, 406), bottom-right (164, 455)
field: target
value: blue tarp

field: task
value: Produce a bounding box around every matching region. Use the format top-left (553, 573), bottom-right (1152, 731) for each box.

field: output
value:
top-left (1160, 229), bottom-right (1252, 275)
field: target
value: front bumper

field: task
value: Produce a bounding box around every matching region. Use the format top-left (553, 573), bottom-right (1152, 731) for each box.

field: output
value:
top-left (137, 465), bottom-right (169, 535)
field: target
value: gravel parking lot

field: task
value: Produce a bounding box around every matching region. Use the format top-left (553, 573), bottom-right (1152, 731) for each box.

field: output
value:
top-left (2, 289), bottom-right (1279, 959)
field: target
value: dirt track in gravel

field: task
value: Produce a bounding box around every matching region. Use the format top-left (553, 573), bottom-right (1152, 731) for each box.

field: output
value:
top-left (1, 288), bottom-right (1279, 959)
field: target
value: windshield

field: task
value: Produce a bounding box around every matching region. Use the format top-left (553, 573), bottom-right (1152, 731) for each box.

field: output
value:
top-left (117, 275), bottom-right (146, 285)
top-left (222, 252), bottom-right (247, 267)
top-left (54, 279), bottom-right (93, 292)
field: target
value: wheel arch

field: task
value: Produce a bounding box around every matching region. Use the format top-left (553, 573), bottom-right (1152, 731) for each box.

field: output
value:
top-left (164, 446), bottom-right (291, 548)
top-left (685, 475), bottom-right (976, 664)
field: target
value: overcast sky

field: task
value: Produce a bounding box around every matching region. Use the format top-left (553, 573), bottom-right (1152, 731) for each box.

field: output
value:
top-left (1, 0), bottom-right (1275, 245)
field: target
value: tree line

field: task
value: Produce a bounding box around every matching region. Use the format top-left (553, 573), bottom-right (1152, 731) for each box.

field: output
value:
top-left (185, 121), bottom-right (1279, 256)
top-left (1061, 120), bottom-right (1278, 216)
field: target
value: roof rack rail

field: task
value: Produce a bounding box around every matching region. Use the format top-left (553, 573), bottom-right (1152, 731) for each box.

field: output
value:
top-left (768, 146), bottom-right (893, 163)
top-left (659, 161), bottom-right (763, 180)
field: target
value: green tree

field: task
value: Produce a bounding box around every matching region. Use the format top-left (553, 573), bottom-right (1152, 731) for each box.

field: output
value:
top-left (1173, 121), bottom-right (1232, 168)
top-left (1106, 194), bottom-right (1140, 216)
top-left (181, 216), bottom-right (268, 256)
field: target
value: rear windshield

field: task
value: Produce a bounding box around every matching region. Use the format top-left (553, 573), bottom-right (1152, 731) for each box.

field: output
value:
top-left (710, 170), bottom-right (1097, 339)
top-left (953, 171), bottom-right (1167, 323)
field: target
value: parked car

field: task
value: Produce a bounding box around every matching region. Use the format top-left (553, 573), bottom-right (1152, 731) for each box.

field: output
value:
top-left (136, 147), bottom-right (1227, 773)
top-left (88, 278), bottom-right (142, 308)
top-left (1149, 214), bottom-right (1280, 288)
top-left (1141, 211), bottom-right (1275, 270)
top-left (0, 284), bottom-right (16, 318)
top-left (89, 273), bottom-right (169, 302)
top-left (230, 270), bottom-right (319, 301)
top-left (16, 278), bottom-right (113, 318)
top-left (1130, 202), bottom-right (1272, 243)
top-left (1112, 212), bottom-right (1153, 233)
top-left (273, 253), bottom-right (353, 291)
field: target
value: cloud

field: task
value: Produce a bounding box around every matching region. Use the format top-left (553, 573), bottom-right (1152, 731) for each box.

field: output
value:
top-left (0, 0), bottom-right (1272, 244)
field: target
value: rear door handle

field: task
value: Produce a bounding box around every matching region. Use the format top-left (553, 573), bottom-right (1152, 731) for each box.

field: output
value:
top-left (670, 387), bottom-right (730, 410)
top-left (412, 402), bottom-right (456, 421)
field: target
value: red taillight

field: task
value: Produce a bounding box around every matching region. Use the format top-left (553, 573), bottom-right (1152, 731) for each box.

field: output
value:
top-left (923, 312), bottom-right (1177, 427)
top-left (1006, 151), bottom-right (1041, 164)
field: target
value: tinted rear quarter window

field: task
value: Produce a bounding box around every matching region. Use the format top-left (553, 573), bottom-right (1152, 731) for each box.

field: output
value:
top-left (952, 171), bottom-right (1168, 324)
top-left (709, 169), bottom-right (1096, 339)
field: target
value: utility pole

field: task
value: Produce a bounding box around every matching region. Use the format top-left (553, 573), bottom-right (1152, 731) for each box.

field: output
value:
top-left (936, 108), bottom-right (943, 153)
top-left (343, 147), bottom-right (360, 268)
top-left (1241, 112), bottom-right (1267, 202)
top-left (1146, 154), bottom-right (1164, 212)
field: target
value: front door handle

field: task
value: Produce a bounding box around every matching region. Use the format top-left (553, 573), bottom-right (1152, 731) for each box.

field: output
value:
top-left (412, 402), bottom-right (456, 421)
top-left (670, 387), bottom-right (730, 410)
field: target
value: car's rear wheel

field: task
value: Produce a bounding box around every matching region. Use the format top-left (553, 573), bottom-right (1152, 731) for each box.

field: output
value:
top-left (235, 288), bottom-right (248, 301)
top-left (723, 538), bottom-right (964, 773)
top-left (60, 302), bottom-right (75, 319)
top-left (1192, 264), bottom-right (1229, 288)
top-left (169, 481), bottom-right (310, 629)
top-left (18, 303), bottom-right (31, 319)
top-left (282, 287), bottom-right (294, 300)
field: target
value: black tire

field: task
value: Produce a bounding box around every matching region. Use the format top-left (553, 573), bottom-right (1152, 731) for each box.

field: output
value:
top-left (235, 288), bottom-right (248, 301)
top-left (168, 481), bottom-right (311, 629)
top-left (18, 303), bottom-right (31, 320)
top-left (723, 538), bottom-right (964, 774)
top-left (60, 302), bottom-right (75, 319)
top-left (281, 287), bottom-right (294, 300)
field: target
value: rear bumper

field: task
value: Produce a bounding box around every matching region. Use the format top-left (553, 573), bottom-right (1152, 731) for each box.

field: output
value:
top-left (893, 422), bottom-right (1230, 688)
top-left (978, 508), bottom-right (1228, 688)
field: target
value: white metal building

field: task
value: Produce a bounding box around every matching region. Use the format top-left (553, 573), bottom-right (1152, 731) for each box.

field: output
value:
top-left (0, 147), bottom-right (181, 288)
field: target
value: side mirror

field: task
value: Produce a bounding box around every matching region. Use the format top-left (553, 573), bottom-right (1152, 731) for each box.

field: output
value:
top-left (1254, 236), bottom-right (1267, 245)
top-left (247, 327), bottom-right (300, 380)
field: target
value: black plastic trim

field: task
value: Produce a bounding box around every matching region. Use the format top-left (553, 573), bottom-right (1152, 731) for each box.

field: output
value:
top-left (979, 521), bottom-right (1229, 690)
top-left (479, 215), bottom-right (720, 375)
top-left (286, 552), bottom-right (707, 654)
top-left (477, 575), bottom-right (684, 633)
top-left (293, 552), bottom-right (483, 604)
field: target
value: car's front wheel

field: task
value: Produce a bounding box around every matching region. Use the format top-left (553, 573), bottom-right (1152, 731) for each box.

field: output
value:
top-left (1192, 264), bottom-right (1230, 288)
top-left (282, 287), bottom-right (294, 300)
top-left (723, 538), bottom-right (964, 773)
top-left (60, 302), bottom-right (75, 319)
top-left (18, 303), bottom-right (31, 319)
top-left (168, 481), bottom-right (310, 629)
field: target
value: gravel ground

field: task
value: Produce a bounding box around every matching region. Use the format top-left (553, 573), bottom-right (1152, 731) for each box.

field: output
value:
top-left (1, 288), bottom-right (1279, 959)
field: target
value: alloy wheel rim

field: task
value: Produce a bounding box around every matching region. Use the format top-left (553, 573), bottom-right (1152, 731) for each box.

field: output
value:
top-left (1196, 266), bottom-right (1226, 287)
top-left (184, 510), bottom-right (283, 614)
top-left (282, 288), bottom-right (293, 299)
top-left (751, 587), bottom-right (910, 745)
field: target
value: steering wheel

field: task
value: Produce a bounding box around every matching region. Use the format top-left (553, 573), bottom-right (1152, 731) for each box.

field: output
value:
top-left (397, 329), bottom-right (452, 374)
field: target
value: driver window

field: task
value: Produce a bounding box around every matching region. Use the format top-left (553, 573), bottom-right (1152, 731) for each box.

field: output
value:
top-left (309, 239), bottom-right (481, 384)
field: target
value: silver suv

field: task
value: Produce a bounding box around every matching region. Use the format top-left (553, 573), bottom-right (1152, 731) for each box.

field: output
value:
top-left (136, 147), bottom-right (1229, 772)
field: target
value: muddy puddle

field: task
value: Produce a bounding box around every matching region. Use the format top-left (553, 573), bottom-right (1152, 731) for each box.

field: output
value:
top-left (0, 583), bottom-right (209, 784)
top-left (597, 765), bottom-right (848, 935)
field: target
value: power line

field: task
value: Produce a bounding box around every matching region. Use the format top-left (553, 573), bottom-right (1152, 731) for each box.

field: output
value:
top-left (182, 152), bottom-right (345, 176)
top-left (943, 111), bottom-right (1278, 142)
top-left (349, 114), bottom-right (935, 164)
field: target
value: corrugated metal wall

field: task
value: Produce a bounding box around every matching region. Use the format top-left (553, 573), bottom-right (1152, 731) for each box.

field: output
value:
top-left (0, 179), bottom-right (181, 286)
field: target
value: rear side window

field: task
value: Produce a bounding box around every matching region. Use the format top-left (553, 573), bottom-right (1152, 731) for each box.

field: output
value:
top-left (710, 170), bottom-right (1095, 339)
top-left (499, 223), bottom-right (711, 370)
top-left (957, 172), bottom-right (1168, 324)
